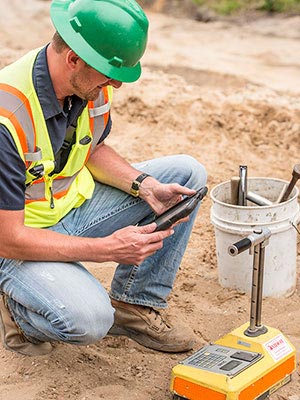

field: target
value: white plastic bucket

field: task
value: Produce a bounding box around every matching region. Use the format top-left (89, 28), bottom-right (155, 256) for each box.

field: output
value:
top-left (210, 178), bottom-right (300, 297)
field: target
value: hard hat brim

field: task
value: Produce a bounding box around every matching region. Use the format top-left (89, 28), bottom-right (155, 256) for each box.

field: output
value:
top-left (50, 3), bottom-right (142, 83)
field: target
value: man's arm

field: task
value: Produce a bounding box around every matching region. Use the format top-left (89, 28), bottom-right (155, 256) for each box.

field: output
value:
top-left (0, 131), bottom-right (188, 264)
top-left (0, 126), bottom-right (173, 264)
top-left (0, 208), bottom-right (172, 264)
top-left (86, 142), bottom-right (150, 192)
top-left (86, 142), bottom-right (197, 215)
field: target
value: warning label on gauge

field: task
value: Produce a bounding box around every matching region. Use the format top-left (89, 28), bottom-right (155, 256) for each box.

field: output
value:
top-left (263, 334), bottom-right (293, 361)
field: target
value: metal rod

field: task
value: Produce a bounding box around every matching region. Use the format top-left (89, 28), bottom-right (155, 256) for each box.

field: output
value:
top-left (246, 191), bottom-right (272, 206)
top-left (279, 163), bottom-right (300, 203)
top-left (238, 165), bottom-right (247, 206)
top-left (249, 244), bottom-right (260, 332)
top-left (245, 235), bottom-right (269, 337)
top-left (245, 239), bottom-right (268, 337)
top-left (234, 166), bottom-right (272, 206)
top-left (256, 244), bottom-right (266, 327)
top-left (228, 228), bottom-right (271, 337)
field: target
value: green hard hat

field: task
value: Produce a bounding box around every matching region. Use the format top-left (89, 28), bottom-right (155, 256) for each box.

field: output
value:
top-left (50, 0), bottom-right (149, 82)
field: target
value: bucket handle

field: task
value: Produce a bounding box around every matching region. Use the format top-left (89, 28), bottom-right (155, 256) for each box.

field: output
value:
top-left (292, 210), bottom-right (300, 235)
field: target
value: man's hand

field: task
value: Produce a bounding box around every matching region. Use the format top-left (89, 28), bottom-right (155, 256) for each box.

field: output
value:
top-left (138, 177), bottom-right (196, 215)
top-left (102, 223), bottom-right (174, 265)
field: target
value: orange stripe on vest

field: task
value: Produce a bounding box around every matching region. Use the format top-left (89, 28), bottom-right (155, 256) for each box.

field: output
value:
top-left (0, 106), bottom-right (29, 158)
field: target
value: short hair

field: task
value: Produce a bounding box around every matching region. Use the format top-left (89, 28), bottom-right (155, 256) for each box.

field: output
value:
top-left (52, 31), bottom-right (70, 53)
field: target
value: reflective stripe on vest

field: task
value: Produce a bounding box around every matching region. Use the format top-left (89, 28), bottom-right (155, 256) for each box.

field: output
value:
top-left (25, 174), bottom-right (78, 203)
top-left (0, 83), bottom-right (38, 163)
top-left (88, 87), bottom-right (111, 152)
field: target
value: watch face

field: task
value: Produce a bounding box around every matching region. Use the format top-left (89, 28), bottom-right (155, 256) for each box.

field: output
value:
top-left (132, 181), bottom-right (140, 190)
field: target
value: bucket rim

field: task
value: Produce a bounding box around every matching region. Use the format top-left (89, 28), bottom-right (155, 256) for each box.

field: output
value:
top-left (210, 177), bottom-right (299, 209)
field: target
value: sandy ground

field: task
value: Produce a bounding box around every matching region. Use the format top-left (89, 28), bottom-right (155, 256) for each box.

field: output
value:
top-left (0, 1), bottom-right (300, 399)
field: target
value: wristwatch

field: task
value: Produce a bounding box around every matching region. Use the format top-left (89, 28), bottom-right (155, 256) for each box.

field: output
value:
top-left (130, 173), bottom-right (150, 197)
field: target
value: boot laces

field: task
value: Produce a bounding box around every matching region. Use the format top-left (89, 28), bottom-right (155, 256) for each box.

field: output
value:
top-left (147, 307), bottom-right (171, 329)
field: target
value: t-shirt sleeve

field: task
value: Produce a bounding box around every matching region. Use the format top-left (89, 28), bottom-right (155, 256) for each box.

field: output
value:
top-left (96, 114), bottom-right (112, 144)
top-left (0, 124), bottom-right (26, 210)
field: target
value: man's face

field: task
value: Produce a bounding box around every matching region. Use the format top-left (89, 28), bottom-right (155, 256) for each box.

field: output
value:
top-left (70, 61), bottom-right (122, 101)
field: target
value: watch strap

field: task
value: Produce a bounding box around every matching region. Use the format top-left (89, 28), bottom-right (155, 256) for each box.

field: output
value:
top-left (130, 173), bottom-right (150, 197)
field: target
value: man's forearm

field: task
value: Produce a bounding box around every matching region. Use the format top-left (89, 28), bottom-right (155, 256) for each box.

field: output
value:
top-left (0, 209), bottom-right (172, 266)
top-left (86, 143), bottom-right (145, 193)
top-left (86, 143), bottom-right (196, 215)
top-left (0, 221), bottom-right (111, 262)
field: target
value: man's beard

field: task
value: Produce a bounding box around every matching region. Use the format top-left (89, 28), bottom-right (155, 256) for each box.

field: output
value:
top-left (70, 73), bottom-right (101, 101)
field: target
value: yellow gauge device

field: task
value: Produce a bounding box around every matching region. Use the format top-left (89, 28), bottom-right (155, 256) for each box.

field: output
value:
top-left (170, 229), bottom-right (296, 400)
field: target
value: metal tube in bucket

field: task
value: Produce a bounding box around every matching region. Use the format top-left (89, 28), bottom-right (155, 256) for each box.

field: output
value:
top-left (210, 177), bottom-right (300, 297)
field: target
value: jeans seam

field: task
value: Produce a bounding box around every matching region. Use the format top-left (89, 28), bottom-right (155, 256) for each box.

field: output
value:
top-left (73, 197), bottom-right (141, 236)
top-left (122, 265), bottom-right (139, 298)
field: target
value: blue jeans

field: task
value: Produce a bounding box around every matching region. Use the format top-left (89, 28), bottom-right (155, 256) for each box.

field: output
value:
top-left (0, 155), bottom-right (207, 345)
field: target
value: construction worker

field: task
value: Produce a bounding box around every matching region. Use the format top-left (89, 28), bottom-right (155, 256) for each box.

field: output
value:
top-left (0, 0), bottom-right (207, 356)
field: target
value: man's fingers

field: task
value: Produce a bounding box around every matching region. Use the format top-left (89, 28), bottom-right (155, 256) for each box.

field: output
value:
top-left (139, 222), bottom-right (174, 239)
top-left (138, 222), bottom-right (157, 234)
top-left (171, 216), bottom-right (189, 228)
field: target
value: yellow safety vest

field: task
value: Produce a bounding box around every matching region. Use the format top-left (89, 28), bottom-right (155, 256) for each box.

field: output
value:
top-left (0, 48), bottom-right (113, 228)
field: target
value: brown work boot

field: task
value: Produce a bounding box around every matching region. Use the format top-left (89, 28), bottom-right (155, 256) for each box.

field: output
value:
top-left (109, 299), bottom-right (196, 353)
top-left (0, 295), bottom-right (52, 356)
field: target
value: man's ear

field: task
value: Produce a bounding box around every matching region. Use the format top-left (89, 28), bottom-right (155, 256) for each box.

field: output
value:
top-left (66, 50), bottom-right (81, 70)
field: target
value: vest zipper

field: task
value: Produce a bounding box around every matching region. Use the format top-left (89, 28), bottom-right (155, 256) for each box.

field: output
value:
top-left (49, 186), bottom-right (55, 209)
top-left (45, 175), bottom-right (55, 209)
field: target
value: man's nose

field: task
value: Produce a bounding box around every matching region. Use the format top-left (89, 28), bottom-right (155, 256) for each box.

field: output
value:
top-left (109, 79), bottom-right (122, 89)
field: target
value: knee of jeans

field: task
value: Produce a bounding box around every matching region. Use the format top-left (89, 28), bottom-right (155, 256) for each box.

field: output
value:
top-left (57, 302), bottom-right (115, 346)
top-left (174, 155), bottom-right (207, 188)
